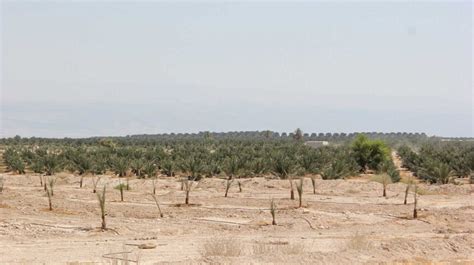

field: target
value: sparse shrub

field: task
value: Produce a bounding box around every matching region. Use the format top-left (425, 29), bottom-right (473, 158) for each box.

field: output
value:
top-left (182, 177), bottom-right (195, 205)
top-left (223, 156), bottom-right (242, 196)
top-left (310, 177), bottom-right (316, 194)
top-left (224, 176), bottom-right (234, 197)
top-left (346, 233), bottom-right (371, 250)
top-left (150, 194), bottom-right (164, 218)
top-left (152, 177), bottom-right (157, 195)
top-left (201, 238), bottom-right (242, 257)
top-left (115, 182), bottom-right (126, 202)
top-left (371, 174), bottom-right (392, 197)
top-left (402, 177), bottom-right (416, 205)
top-left (97, 185), bottom-right (107, 230)
top-left (92, 176), bottom-right (101, 193)
top-left (252, 242), bottom-right (305, 255)
top-left (45, 177), bottom-right (56, 210)
top-left (270, 199), bottom-right (277, 225)
top-left (296, 178), bottom-right (303, 207)
top-left (272, 154), bottom-right (295, 200)
top-left (289, 179), bottom-right (295, 200)
top-left (48, 177), bottom-right (56, 196)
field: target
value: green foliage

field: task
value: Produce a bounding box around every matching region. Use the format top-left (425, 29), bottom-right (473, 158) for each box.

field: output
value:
top-left (97, 185), bottom-right (107, 230)
top-left (69, 152), bottom-right (92, 175)
top-left (3, 132), bottom-right (470, 185)
top-left (421, 162), bottom-right (453, 184)
top-left (114, 183), bottom-right (129, 190)
top-left (378, 160), bottom-right (400, 183)
top-left (160, 159), bottom-right (175, 177)
top-left (143, 162), bottom-right (158, 178)
top-left (3, 148), bottom-right (26, 174)
top-left (320, 147), bottom-right (359, 180)
top-left (223, 157), bottom-right (243, 177)
top-left (398, 142), bottom-right (472, 183)
top-left (351, 134), bottom-right (390, 172)
top-left (43, 154), bottom-right (63, 176)
top-left (130, 159), bottom-right (146, 177)
top-left (111, 156), bottom-right (129, 177)
top-left (272, 153), bottom-right (294, 179)
top-left (180, 156), bottom-right (205, 180)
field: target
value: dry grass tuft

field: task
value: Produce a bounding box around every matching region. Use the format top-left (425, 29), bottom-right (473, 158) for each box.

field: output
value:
top-left (201, 238), bottom-right (243, 257)
top-left (252, 242), bottom-right (305, 255)
top-left (415, 187), bottom-right (437, 196)
top-left (346, 233), bottom-right (371, 250)
top-left (346, 188), bottom-right (360, 194)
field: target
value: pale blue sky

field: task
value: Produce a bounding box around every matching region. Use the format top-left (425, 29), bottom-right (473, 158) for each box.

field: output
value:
top-left (1, 1), bottom-right (472, 138)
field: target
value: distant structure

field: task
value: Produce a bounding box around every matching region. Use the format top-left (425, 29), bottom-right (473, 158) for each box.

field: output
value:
top-left (304, 141), bottom-right (329, 148)
top-left (440, 138), bottom-right (474, 142)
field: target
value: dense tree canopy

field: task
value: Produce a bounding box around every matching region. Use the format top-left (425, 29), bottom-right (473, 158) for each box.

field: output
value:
top-left (2, 132), bottom-right (471, 184)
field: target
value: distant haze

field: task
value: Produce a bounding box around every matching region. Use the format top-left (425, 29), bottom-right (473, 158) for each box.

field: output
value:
top-left (1, 2), bottom-right (472, 138)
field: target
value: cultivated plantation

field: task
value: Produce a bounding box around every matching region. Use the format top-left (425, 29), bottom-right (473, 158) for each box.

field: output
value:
top-left (0, 131), bottom-right (472, 264)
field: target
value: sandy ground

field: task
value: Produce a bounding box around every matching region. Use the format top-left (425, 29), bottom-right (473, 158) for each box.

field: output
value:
top-left (0, 171), bottom-right (473, 264)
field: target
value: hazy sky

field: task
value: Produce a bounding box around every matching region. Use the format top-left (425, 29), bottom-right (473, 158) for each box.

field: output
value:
top-left (1, 1), bottom-right (472, 138)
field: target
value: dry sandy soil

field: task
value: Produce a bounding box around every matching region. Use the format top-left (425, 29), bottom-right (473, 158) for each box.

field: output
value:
top-left (0, 171), bottom-right (473, 264)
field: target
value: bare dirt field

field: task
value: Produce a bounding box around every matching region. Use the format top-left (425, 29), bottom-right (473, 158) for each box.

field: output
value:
top-left (0, 173), bottom-right (473, 264)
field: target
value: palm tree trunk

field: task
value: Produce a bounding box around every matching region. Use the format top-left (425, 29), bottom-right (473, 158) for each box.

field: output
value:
top-left (289, 179), bottom-right (294, 200)
top-left (413, 186), bottom-right (418, 219)
top-left (101, 213), bottom-right (106, 230)
top-left (404, 184), bottom-right (409, 204)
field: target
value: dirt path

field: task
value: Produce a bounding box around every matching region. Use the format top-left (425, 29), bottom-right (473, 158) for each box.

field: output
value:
top-left (392, 151), bottom-right (415, 180)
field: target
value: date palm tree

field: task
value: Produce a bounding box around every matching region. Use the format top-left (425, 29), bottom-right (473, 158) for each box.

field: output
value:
top-left (272, 154), bottom-right (295, 200)
top-left (97, 186), bottom-right (107, 230)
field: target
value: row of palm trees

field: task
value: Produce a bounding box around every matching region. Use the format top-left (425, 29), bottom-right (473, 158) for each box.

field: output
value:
top-left (3, 137), bottom-right (395, 181)
top-left (398, 142), bottom-right (473, 184)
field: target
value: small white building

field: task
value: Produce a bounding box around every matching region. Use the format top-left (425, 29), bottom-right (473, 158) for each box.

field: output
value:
top-left (304, 141), bottom-right (329, 148)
